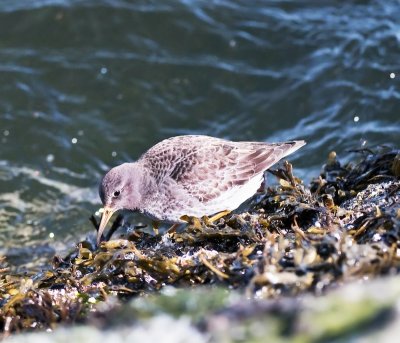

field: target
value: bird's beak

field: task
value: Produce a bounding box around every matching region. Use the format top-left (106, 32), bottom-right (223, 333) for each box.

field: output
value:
top-left (97, 207), bottom-right (115, 245)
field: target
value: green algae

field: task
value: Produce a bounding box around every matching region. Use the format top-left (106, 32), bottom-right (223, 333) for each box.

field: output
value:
top-left (0, 146), bottom-right (399, 338)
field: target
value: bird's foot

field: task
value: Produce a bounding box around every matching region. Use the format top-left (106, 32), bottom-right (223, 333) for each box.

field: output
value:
top-left (203, 210), bottom-right (231, 225)
top-left (180, 210), bottom-right (231, 228)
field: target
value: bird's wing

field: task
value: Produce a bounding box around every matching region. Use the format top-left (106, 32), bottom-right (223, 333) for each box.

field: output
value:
top-left (140, 136), bottom-right (305, 204)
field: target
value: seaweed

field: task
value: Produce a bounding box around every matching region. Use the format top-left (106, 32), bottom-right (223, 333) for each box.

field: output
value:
top-left (0, 146), bottom-right (399, 337)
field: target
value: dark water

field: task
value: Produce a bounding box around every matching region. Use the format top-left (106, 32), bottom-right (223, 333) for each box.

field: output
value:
top-left (0, 0), bottom-right (399, 267)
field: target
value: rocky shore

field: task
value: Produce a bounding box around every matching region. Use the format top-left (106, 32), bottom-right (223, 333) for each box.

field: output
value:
top-left (1, 146), bottom-right (399, 342)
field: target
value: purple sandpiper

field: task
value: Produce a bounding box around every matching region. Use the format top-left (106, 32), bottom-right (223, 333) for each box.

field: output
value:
top-left (97, 135), bottom-right (305, 243)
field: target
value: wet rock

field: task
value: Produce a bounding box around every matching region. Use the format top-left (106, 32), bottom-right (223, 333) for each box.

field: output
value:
top-left (0, 146), bottom-right (399, 337)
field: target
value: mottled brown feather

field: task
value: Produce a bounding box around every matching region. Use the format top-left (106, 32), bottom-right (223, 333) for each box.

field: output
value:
top-left (140, 136), bottom-right (304, 205)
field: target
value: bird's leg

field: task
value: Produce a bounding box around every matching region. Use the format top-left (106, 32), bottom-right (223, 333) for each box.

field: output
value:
top-left (105, 214), bottom-right (124, 241)
top-left (90, 213), bottom-right (124, 244)
top-left (203, 210), bottom-right (231, 225)
top-left (152, 221), bottom-right (160, 235)
top-left (180, 215), bottom-right (203, 229)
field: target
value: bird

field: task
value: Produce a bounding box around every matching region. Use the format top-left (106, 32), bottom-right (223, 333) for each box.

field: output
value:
top-left (97, 135), bottom-right (305, 244)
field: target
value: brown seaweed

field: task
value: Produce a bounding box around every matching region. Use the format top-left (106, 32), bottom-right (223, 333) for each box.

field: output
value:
top-left (0, 146), bottom-right (399, 337)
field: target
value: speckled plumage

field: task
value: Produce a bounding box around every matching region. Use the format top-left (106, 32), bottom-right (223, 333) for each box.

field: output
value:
top-left (99, 135), bottom-right (305, 227)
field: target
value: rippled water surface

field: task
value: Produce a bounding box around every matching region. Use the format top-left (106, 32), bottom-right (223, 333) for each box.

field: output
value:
top-left (0, 0), bottom-right (399, 267)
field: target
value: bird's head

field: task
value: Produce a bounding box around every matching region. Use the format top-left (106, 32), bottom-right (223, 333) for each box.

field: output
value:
top-left (97, 163), bottom-right (143, 244)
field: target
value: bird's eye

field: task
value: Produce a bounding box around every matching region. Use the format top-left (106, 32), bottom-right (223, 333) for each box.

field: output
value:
top-left (113, 190), bottom-right (121, 197)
